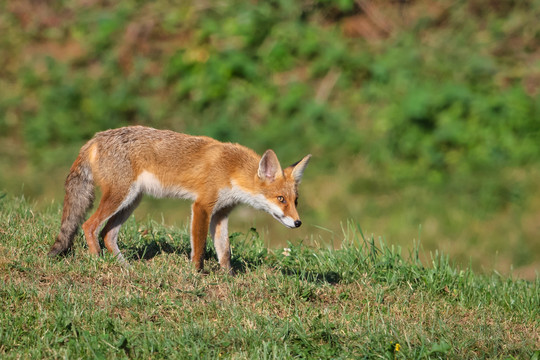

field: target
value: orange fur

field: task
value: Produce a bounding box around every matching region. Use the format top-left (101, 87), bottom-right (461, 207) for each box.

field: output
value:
top-left (48, 126), bottom-right (311, 272)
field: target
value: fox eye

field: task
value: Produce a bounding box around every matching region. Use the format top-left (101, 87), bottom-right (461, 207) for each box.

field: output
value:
top-left (295, 197), bottom-right (298, 206)
top-left (277, 196), bottom-right (286, 203)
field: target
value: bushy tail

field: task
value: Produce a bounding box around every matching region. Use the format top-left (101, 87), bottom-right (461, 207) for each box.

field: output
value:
top-left (48, 152), bottom-right (95, 257)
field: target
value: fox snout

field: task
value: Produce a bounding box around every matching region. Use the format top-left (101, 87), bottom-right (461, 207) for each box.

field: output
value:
top-left (271, 211), bottom-right (302, 229)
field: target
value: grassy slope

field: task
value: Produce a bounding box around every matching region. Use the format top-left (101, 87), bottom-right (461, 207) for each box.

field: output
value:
top-left (1, 0), bottom-right (540, 277)
top-left (0, 195), bottom-right (538, 359)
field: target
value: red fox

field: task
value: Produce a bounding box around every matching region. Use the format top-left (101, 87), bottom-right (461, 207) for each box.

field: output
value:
top-left (48, 126), bottom-right (311, 272)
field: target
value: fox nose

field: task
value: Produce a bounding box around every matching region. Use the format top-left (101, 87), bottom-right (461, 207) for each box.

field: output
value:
top-left (294, 220), bottom-right (302, 228)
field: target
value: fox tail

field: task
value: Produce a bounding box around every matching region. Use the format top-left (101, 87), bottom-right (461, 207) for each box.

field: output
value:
top-left (48, 149), bottom-right (95, 257)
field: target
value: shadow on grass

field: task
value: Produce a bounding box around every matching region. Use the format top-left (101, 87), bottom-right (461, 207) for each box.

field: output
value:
top-left (125, 237), bottom-right (342, 284)
top-left (126, 237), bottom-right (190, 261)
top-left (231, 254), bottom-right (342, 284)
top-left (279, 268), bottom-right (342, 284)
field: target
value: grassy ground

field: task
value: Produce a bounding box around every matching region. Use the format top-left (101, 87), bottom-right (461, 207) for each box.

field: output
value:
top-left (0, 194), bottom-right (538, 359)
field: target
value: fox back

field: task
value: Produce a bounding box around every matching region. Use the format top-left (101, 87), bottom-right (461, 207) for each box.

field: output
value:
top-left (48, 126), bottom-right (311, 272)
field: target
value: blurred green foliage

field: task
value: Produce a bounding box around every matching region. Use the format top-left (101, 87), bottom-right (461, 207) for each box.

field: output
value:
top-left (368, 35), bottom-right (540, 184)
top-left (1, 0), bottom-right (538, 176)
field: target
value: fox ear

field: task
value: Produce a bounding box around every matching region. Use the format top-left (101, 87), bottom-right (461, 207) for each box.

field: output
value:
top-left (290, 154), bottom-right (312, 184)
top-left (258, 150), bottom-right (282, 182)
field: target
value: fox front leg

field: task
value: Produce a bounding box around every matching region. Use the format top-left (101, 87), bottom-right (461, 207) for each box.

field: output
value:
top-left (210, 207), bottom-right (234, 274)
top-left (190, 202), bottom-right (211, 271)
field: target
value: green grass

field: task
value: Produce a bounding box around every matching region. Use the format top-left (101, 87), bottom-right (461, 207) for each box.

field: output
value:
top-left (1, 194), bottom-right (538, 359)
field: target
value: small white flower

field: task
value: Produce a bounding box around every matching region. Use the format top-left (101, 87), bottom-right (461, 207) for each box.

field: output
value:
top-left (282, 248), bottom-right (291, 256)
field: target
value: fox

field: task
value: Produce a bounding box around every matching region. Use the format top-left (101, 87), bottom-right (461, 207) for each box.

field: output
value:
top-left (47, 126), bottom-right (311, 272)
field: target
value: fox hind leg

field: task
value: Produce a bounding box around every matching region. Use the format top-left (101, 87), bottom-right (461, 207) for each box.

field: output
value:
top-left (82, 189), bottom-right (132, 255)
top-left (100, 194), bottom-right (142, 265)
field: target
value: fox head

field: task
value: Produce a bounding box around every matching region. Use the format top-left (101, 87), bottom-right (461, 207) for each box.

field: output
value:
top-left (255, 150), bottom-right (311, 228)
